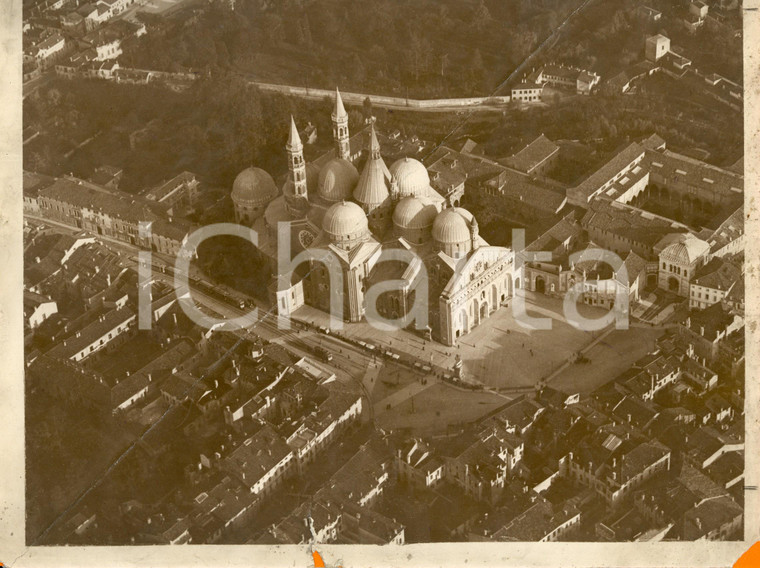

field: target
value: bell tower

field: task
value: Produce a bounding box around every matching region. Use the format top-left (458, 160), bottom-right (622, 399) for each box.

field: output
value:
top-left (332, 88), bottom-right (350, 161)
top-left (286, 115), bottom-right (307, 198)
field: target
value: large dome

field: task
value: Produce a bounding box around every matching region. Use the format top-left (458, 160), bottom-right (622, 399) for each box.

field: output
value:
top-left (318, 158), bottom-right (359, 202)
top-left (432, 208), bottom-right (471, 244)
top-left (389, 157), bottom-right (430, 197)
top-left (231, 167), bottom-right (278, 207)
top-left (322, 201), bottom-right (369, 244)
top-left (393, 196), bottom-right (437, 230)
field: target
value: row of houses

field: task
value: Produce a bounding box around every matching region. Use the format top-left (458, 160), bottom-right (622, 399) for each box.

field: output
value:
top-left (25, 173), bottom-right (196, 255)
top-left (23, 0), bottom-right (143, 77)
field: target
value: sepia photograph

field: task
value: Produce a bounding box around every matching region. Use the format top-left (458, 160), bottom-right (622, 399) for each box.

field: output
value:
top-left (2, 0), bottom-right (759, 565)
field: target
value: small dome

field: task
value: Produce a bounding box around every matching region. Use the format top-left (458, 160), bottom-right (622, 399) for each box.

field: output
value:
top-left (660, 235), bottom-right (709, 266)
top-left (318, 158), bottom-right (359, 202)
top-left (432, 208), bottom-right (471, 244)
top-left (231, 167), bottom-right (278, 206)
top-left (451, 207), bottom-right (475, 224)
top-left (322, 201), bottom-right (369, 242)
top-left (393, 196), bottom-right (437, 231)
top-left (389, 157), bottom-right (430, 197)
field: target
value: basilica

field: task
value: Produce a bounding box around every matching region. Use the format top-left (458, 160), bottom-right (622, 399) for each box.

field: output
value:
top-left (230, 89), bottom-right (515, 346)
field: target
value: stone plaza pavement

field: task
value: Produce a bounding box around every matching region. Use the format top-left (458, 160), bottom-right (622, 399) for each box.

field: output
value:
top-left (290, 291), bottom-right (641, 391)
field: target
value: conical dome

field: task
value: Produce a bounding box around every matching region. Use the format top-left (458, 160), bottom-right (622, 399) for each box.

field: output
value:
top-left (353, 126), bottom-right (391, 208)
top-left (319, 158), bottom-right (359, 202)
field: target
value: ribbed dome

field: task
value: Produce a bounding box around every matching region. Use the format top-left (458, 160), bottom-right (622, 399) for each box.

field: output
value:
top-left (318, 158), bottom-right (359, 202)
top-left (451, 207), bottom-right (475, 223)
top-left (354, 158), bottom-right (391, 207)
top-left (389, 157), bottom-right (430, 197)
top-left (231, 167), bottom-right (278, 206)
top-left (322, 201), bottom-right (369, 242)
top-left (354, 126), bottom-right (391, 208)
top-left (393, 196), bottom-right (437, 230)
top-left (660, 236), bottom-right (709, 265)
top-left (432, 208), bottom-right (471, 244)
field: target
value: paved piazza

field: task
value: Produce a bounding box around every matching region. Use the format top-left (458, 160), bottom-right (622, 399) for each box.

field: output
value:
top-left (293, 291), bottom-right (662, 393)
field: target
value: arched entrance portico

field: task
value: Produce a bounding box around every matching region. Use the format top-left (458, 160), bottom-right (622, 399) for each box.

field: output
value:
top-left (535, 275), bottom-right (546, 294)
top-left (668, 276), bottom-right (679, 292)
top-left (480, 301), bottom-right (489, 322)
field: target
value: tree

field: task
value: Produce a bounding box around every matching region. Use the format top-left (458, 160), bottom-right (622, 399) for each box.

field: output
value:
top-left (348, 53), bottom-right (367, 85)
top-left (471, 0), bottom-right (491, 32)
top-left (469, 49), bottom-right (485, 88)
top-left (407, 34), bottom-right (432, 83)
top-left (440, 53), bottom-right (449, 77)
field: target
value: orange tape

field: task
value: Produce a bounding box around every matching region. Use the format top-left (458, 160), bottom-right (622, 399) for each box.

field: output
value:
top-left (735, 542), bottom-right (760, 568)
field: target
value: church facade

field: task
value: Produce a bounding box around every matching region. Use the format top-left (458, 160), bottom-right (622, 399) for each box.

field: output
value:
top-left (230, 89), bottom-right (516, 346)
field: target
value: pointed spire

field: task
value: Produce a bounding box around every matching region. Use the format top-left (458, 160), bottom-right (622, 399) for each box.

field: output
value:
top-left (368, 123), bottom-right (381, 160)
top-left (332, 88), bottom-right (350, 161)
top-left (287, 115), bottom-right (302, 151)
top-left (390, 174), bottom-right (400, 201)
top-left (333, 87), bottom-right (347, 120)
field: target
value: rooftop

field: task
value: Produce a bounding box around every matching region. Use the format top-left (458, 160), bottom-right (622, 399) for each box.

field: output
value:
top-left (571, 141), bottom-right (646, 204)
top-left (225, 425), bottom-right (291, 489)
top-left (502, 135), bottom-right (560, 174)
top-left (692, 257), bottom-right (741, 291)
top-left (38, 176), bottom-right (194, 241)
top-left (46, 306), bottom-right (136, 360)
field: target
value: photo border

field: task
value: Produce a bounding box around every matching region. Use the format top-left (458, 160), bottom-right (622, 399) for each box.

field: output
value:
top-left (1, 1), bottom-right (758, 565)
